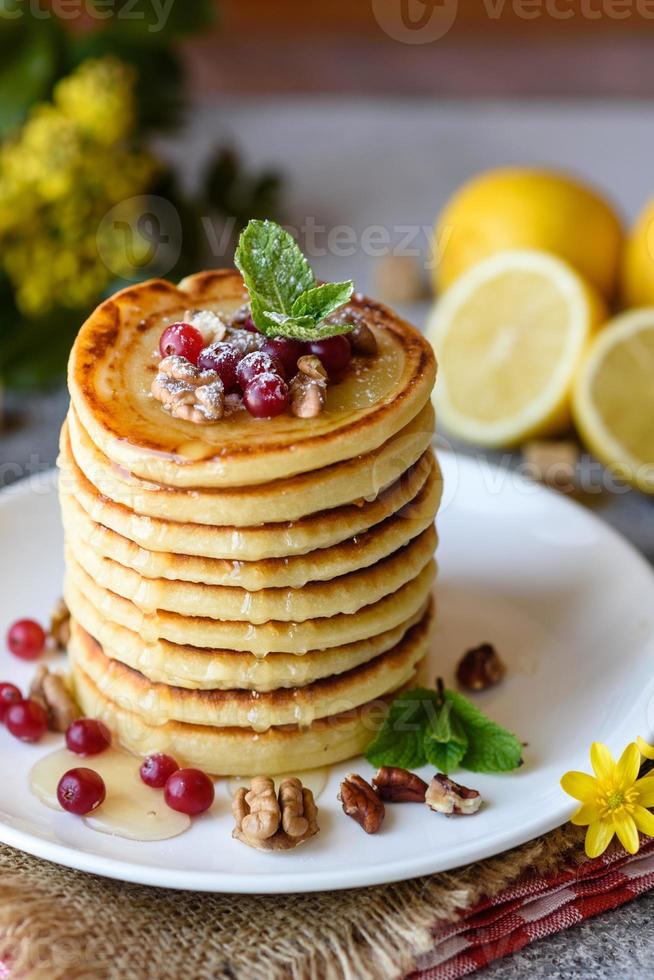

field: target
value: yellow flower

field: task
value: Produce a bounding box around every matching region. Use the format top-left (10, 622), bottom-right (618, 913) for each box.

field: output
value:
top-left (561, 741), bottom-right (654, 857)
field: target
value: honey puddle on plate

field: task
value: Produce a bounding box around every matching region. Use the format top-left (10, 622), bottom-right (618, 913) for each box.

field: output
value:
top-left (30, 747), bottom-right (191, 841)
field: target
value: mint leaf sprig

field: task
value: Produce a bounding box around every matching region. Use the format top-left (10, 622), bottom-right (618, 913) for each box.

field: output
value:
top-left (234, 219), bottom-right (355, 341)
top-left (366, 679), bottom-right (523, 775)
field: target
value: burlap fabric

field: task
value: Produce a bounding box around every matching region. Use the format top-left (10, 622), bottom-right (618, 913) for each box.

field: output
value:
top-left (0, 825), bottom-right (583, 980)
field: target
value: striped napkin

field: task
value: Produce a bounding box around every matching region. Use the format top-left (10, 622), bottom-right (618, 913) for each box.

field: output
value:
top-left (412, 838), bottom-right (654, 979)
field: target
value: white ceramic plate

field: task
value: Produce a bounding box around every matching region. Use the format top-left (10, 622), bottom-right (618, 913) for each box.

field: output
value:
top-left (1, 452), bottom-right (653, 893)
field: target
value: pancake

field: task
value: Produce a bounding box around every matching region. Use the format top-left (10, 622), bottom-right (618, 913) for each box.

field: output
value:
top-left (59, 464), bottom-right (441, 589)
top-left (65, 401), bottom-right (435, 527)
top-left (69, 612), bottom-right (431, 729)
top-left (65, 524), bottom-right (436, 624)
top-left (65, 579), bottom-right (430, 690)
top-left (65, 556), bottom-right (436, 655)
top-left (68, 270), bottom-right (436, 489)
top-left (72, 661), bottom-right (413, 776)
top-left (59, 425), bottom-right (437, 561)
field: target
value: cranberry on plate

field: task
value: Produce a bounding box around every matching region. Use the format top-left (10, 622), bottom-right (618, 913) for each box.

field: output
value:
top-left (164, 768), bottom-right (215, 815)
top-left (6, 619), bottom-right (46, 661)
top-left (5, 699), bottom-right (48, 742)
top-left (57, 768), bottom-right (106, 815)
top-left (307, 335), bottom-right (351, 379)
top-left (159, 322), bottom-right (204, 364)
top-left (0, 682), bottom-right (21, 722)
top-left (243, 372), bottom-right (289, 418)
top-left (66, 718), bottom-right (111, 756)
top-left (140, 752), bottom-right (180, 789)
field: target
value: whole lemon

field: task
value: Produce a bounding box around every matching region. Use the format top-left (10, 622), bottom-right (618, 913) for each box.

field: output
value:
top-left (620, 199), bottom-right (654, 307)
top-left (433, 168), bottom-right (623, 301)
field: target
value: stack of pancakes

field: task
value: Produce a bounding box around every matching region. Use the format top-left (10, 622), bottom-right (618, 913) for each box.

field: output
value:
top-left (58, 271), bottom-right (439, 775)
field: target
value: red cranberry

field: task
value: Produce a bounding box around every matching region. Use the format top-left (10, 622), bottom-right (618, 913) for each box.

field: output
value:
top-left (307, 336), bottom-right (351, 379)
top-left (0, 682), bottom-right (22, 722)
top-left (5, 699), bottom-right (48, 742)
top-left (243, 373), bottom-right (289, 418)
top-left (164, 768), bottom-right (215, 815)
top-left (159, 322), bottom-right (204, 364)
top-left (261, 338), bottom-right (305, 379)
top-left (57, 768), bottom-right (106, 815)
top-left (6, 619), bottom-right (46, 661)
top-left (236, 351), bottom-right (282, 389)
top-left (66, 718), bottom-right (111, 756)
top-left (140, 752), bottom-right (180, 789)
top-left (241, 314), bottom-right (257, 332)
top-left (198, 342), bottom-right (242, 389)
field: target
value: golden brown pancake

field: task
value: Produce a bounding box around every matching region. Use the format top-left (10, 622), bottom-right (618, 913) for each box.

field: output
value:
top-left (68, 270), bottom-right (436, 488)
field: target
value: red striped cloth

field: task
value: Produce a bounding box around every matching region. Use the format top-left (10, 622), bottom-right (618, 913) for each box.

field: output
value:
top-left (411, 838), bottom-right (654, 979)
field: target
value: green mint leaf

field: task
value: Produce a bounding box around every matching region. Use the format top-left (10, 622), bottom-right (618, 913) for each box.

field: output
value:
top-left (423, 700), bottom-right (468, 773)
top-left (290, 280), bottom-right (353, 323)
top-left (234, 219), bottom-right (314, 330)
top-left (365, 688), bottom-right (440, 769)
top-left (235, 220), bottom-right (357, 340)
top-left (445, 689), bottom-right (522, 773)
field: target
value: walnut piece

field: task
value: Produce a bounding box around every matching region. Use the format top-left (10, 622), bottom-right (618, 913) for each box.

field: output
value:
top-left (372, 766), bottom-right (428, 803)
top-left (349, 323), bottom-right (378, 356)
top-left (425, 774), bottom-right (482, 816)
top-left (232, 776), bottom-right (319, 851)
top-left (456, 643), bottom-right (506, 691)
top-left (50, 598), bottom-right (71, 651)
top-left (30, 665), bottom-right (79, 732)
top-left (338, 773), bottom-right (385, 833)
top-left (151, 355), bottom-right (224, 424)
top-left (290, 355), bottom-right (327, 418)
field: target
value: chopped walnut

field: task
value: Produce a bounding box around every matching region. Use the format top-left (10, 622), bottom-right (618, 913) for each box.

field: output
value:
top-left (372, 766), bottom-right (428, 803)
top-left (338, 773), bottom-right (385, 833)
top-left (232, 776), bottom-right (319, 850)
top-left (290, 355), bottom-right (327, 418)
top-left (50, 598), bottom-right (71, 651)
top-left (456, 643), bottom-right (506, 691)
top-left (151, 355), bottom-right (224, 424)
top-left (30, 665), bottom-right (79, 732)
top-left (425, 774), bottom-right (482, 816)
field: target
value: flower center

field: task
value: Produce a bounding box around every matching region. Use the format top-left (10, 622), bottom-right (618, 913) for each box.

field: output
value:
top-left (598, 785), bottom-right (638, 820)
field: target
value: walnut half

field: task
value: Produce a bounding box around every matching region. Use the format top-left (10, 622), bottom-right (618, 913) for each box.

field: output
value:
top-left (425, 774), bottom-right (482, 816)
top-left (151, 355), bottom-right (224, 424)
top-left (30, 665), bottom-right (79, 733)
top-left (232, 776), bottom-right (319, 851)
top-left (338, 773), bottom-right (385, 833)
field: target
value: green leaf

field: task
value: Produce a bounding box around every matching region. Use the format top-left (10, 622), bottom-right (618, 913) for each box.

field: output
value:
top-left (259, 310), bottom-right (355, 342)
top-left (423, 700), bottom-right (468, 773)
top-left (0, 20), bottom-right (61, 137)
top-left (234, 219), bottom-right (314, 331)
top-left (365, 688), bottom-right (440, 769)
top-left (291, 280), bottom-right (353, 323)
top-left (445, 690), bottom-right (523, 773)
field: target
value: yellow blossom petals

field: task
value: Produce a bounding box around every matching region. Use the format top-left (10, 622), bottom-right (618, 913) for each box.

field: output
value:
top-left (637, 737), bottom-right (654, 760)
top-left (614, 813), bottom-right (639, 854)
top-left (571, 803), bottom-right (598, 826)
top-left (617, 742), bottom-right (641, 786)
top-left (585, 820), bottom-right (614, 858)
top-left (561, 771), bottom-right (598, 802)
top-left (635, 777), bottom-right (654, 808)
top-left (633, 806), bottom-right (654, 839)
top-left (590, 742), bottom-right (615, 782)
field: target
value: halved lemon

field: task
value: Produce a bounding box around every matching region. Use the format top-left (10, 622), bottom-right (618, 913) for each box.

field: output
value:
top-left (426, 250), bottom-right (606, 447)
top-left (573, 309), bottom-right (654, 494)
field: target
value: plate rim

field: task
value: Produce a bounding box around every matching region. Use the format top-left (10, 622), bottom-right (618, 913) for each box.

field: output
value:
top-left (1, 454), bottom-right (653, 893)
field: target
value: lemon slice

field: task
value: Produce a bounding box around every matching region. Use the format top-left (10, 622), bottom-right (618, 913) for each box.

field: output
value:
top-left (573, 309), bottom-right (654, 493)
top-left (427, 250), bottom-right (606, 447)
